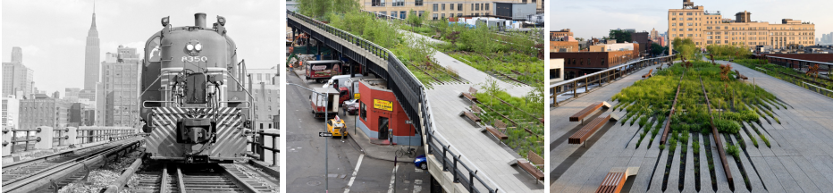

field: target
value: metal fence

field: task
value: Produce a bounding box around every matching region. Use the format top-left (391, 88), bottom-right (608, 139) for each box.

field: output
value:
top-left (288, 10), bottom-right (498, 192)
top-left (549, 55), bottom-right (676, 107)
top-left (249, 130), bottom-right (280, 167)
top-left (763, 55), bottom-right (833, 75)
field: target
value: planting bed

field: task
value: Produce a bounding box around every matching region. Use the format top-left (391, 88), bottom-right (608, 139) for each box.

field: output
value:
top-left (735, 59), bottom-right (833, 97)
top-left (610, 60), bottom-right (790, 192)
top-left (474, 79), bottom-right (544, 157)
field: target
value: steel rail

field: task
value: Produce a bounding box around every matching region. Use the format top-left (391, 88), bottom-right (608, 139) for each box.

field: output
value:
top-left (2, 138), bottom-right (142, 193)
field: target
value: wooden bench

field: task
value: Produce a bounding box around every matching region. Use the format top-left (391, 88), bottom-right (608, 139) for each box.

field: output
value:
top-left (569, 102), bottom-right (605, 123)
top-left (568, 114), bottom-right (611, 144)
top-left (485, 126), bottom-right (508, 140)
top-left (594, 167), bottom-right (639, 193)
top-left (516, 159), bottom-right (544, 182)
top-left (735, 70), bottom-right (748, 80)
top-left (595, 171), bottom-right (627, 193)
top-left (494, 119), bottom-right (515, 132)
top-left (641, 69), bottom-right (653, 78)
top-left (459, 110), bottom-right (481, 123)
top-left (527, 151), bottom-right (544, 169)
top-left (471, 104), bottom-right (482, 114)
top-left (459, 87), bottom-right (479, 103)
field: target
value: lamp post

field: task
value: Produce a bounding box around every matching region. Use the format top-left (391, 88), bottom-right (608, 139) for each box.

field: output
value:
top-left (286, 82), bottom-right (329, 192)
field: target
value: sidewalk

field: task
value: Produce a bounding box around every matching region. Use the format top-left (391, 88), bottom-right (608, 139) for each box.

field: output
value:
top-left (346, 116), bottom-right (423, 163)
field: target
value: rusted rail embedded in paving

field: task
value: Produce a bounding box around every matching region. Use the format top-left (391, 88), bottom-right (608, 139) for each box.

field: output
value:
top-left (568, 114), bottom-right (611, 144)
top-left (550, 55), bottom-right (675, 107)
top-left (1, 137), bottom-right (143, 193)
top-left (660, 72), bottom-right (685, 145)
top-left (699, 76), bottom-right (734, 187)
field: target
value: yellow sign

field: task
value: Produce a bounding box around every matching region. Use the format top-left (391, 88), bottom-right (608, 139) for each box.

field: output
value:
top-left (354, 93), bottom-right (360, 99)
top-left (373, 99), bottom-right (393, 111)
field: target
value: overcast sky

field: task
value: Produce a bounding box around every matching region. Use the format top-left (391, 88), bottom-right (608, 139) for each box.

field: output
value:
top-left (2, 0), bottom-right (280, 95)
top-left (551, 0), bottom-right (833, 40)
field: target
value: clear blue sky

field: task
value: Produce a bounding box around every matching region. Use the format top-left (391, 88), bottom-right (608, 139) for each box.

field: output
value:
top-left (550, 0), bottom-right (833, 40)
top-left (2, 0), bottom-right (280, 95)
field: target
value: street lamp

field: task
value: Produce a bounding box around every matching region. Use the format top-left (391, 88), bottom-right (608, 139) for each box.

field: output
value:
top-left (286, 82), bottom-right (330, 193)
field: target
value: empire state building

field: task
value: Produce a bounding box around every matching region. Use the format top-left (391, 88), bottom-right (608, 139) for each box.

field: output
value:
top-left (83, 11), bottom-right (100, 96)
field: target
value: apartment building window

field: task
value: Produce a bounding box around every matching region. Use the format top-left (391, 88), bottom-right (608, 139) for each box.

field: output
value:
top-left (679, 23), bottom-right (683, 26)
top-left (441, 13), bottom-right (445, 19)
top-left (475, 3), bottom-right (479, 10)
top-left (419, 11), bottom-right (424, 17)
top-left (458, 3), bottom-right (462, 11)
top-left (449, 4), bottom-right (453, 10)
top-left (392, 0), bottom-right (403, 6)
top-left (687, 12), bottom-right (692, 15)
top-left (432, 13), bottom-right (438, 20)
top-left (687, 18), bottom-right (692, 21)
top-left (688, 34), bottom-right (693, 37)
top-left (441, 4), bottom-right (445, 10)
top-left (471, 3), bottom-right (474, 11)
top-left (679, 13), bottom-right (683, 15)
top-left (433, 4), bottom-right (438, 11)
top-left (687, 23), bottom-right (693, 26)
top-left (688, 28), bottom-right (692, 31)
top-left (457, 13), bottom-right (462, 17)
top-left (485, 3), bottom-right (489, 10)
top-left (672, 23), bottom-right (676, 26)
top-left (672, 18), bottom-right (676, 21)
top-left (415, 0), bottom-right (423, 6)
top-left (550, 69), bottom-right (560, 79)
top-left (372, 0), bottom-right (384, 6)
top-left (679, 34), bottom-right (683, 37)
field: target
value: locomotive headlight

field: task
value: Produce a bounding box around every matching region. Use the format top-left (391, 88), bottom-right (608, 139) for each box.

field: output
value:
top-left (195, 43), bottom-right (202, 51)
top-left (186, 44), bottom-right (194, 51)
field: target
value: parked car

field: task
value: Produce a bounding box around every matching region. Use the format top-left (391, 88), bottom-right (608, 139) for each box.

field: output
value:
top-left (414, 155), bottom-right (427, 170)
top-left (342, 99), bottom-right (360, 115)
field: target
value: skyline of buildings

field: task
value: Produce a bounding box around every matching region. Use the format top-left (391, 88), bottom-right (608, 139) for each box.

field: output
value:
top-left (359, 0), bottom-right (543, 20)
top-left (667, 0), bottom-right (815, 51)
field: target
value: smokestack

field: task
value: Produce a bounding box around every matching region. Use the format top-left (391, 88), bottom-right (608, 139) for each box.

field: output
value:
top-left (195, 13), bottom-right (207, 28)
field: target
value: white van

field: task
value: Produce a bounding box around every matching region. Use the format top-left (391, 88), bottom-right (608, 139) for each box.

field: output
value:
top-left (323, 74), bottom-right (363, 89)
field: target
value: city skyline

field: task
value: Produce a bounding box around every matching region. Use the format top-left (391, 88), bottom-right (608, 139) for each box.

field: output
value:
top-left (2, 0), bottom-right (281, 96)
top-left (550, 0), bottom-right (833, 40)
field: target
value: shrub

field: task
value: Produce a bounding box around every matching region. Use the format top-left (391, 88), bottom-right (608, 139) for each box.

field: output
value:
top-left (714, 119), bottom-right (740, 134)
top-left (725, 143), bottom-right (740, 159)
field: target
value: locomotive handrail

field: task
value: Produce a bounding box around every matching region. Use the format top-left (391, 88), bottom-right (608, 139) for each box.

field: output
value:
top-left (141, 100), bottom-right (177, 108)
top-left (288, 10), bottom-right (500, 193)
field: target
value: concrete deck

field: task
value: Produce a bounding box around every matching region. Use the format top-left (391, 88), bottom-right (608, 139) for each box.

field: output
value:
top-left (428, 84), bottom-right (544, 193)
top-left (550, 61), bottom-right (832, 193)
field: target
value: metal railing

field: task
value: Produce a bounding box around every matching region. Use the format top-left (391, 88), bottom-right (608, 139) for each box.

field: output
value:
top-left (3, 128), bottom-right (42, 153)
top-left (763, 55), bottom-right (833, 75)
top-left (77, 128), bottom-right (136, 144)
top-left (249, 129), bottom-right (280, 167)
top-left (549, 55), bottom-right (676, 107)
top-left (288, 10), bottom-right (498, 192)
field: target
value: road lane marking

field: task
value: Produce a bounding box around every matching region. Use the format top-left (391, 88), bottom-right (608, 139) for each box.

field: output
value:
top-left (344, 154), bottom-right (364, 193)
top-left (388, 164), bottom-right (399, 193)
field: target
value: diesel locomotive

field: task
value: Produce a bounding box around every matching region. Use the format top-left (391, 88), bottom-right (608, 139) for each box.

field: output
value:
top-left (140, 13), bottom-right (252, 163)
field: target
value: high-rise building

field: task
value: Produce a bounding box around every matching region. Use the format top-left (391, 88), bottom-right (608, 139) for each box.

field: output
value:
top-left (667, 0), bottom-right (815, 51)
top-left (11, 47), bottom-right (22, 64)
top-left (100, 46), bottom-right (140, 127)
top-left (84, 10), bottom-right (101, 95)
top-left (248, 68), bottom-right (279, 130)
top-left (3, 47), bottom-right (34, 98)
top-left (359, 0), bottom-right (543, 20)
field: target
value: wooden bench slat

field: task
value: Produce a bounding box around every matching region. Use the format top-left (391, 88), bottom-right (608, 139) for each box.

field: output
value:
top-left (527, 151), bottom-right (544, 168)
top-left (569, 102), bottom-right (604, 122)
top-left (568, 114), bottom-right (611, 144)
top-left (460, 111), bottom-right (481, 123)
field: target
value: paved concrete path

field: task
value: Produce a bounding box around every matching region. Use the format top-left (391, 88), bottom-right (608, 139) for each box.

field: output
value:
top-left (427, 84), bottom-right (544, 193)
top-left (550, 60), bottom-right (832, 193)
top-left (401, 30), bottom-right (534, 97)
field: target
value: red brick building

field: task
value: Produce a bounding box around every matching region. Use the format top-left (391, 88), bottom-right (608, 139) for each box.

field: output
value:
top-left (550, 50), bottom-right (636, 79)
